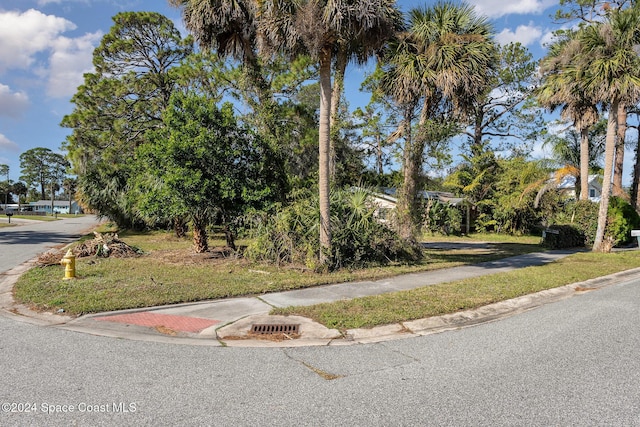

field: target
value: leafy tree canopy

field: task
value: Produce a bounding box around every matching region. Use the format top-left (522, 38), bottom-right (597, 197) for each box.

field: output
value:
top-left (133, 92), bottom-right (284, 252)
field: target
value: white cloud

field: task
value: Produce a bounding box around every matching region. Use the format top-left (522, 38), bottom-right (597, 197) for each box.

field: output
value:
top-left (48, 32), bottom-right (102, 97)
top-left (471, 0), bottom-right (556, 19)
top-left (0, 9), bottom-right (76, 73)
top-left (0, 9), bottom-right (101, 98)
top-left (539, 30), bottom-right (558, 48)
top-left (0, 133), bottom-right (20, 153)
top-left (496, 23), bottom-right (543, 47)
top-left (0, 84), bottom-right (29, 118)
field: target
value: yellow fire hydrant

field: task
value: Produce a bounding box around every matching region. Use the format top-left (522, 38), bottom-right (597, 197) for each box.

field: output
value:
top-left (60, 249), bottom-right (76, 280)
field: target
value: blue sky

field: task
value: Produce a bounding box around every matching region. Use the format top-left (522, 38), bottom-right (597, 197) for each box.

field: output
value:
top-left (0, 0), bottom-right (575, 185)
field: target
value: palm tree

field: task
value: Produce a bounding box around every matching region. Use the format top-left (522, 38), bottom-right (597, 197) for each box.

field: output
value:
top-left (11, 181), bottom-right (28, 212)
top-left (63, 177), bottom-right (77, 214)
top-left (576, 5), bottom-right (640, 251)
top-left (172, 0), bottom-right (402, 265)
top-left (0, 164), bottom-right (8, 209)
top-left (537, 31), bottom-right (600, 201)
top-left (382, 2), bottom-right (497, 240)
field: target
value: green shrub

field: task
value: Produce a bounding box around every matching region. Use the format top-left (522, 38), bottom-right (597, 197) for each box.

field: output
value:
top-left (423, 200), bottom-right (462, 235)
top-left (541, 225), bottom-right (585, 249)
top-left (606, 196), bottom-right (640, 246)
top-left (548, 198), bottom-right (640, 248)
top-left (550, 200), bottom-right (598, 246)
top-left (244, 188), bottom-right (422, 270)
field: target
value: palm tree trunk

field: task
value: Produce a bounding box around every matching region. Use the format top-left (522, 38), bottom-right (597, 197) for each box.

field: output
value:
top-left (579, 125), bottom-right (590, 200)
top-left (329, 48), bottom-right (347, 181)
top-left (173, 217), bottom-right (187, 238)
top-left (593, 100), bottom-right (618, 252)
top-left (632, 140), bottom-right (640, 212)
top-left (192, 215), bottom-right (209, 253)
top-left (613, 102), bottom-right (626, 197)
top-left (397, 107), bottom-right (423, 241)
top-left (318, 49), bottom-right (332, 264)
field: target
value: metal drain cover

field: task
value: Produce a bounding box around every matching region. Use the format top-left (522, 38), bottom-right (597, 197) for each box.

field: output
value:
top-left (250, 323), bottom-right (300, 335)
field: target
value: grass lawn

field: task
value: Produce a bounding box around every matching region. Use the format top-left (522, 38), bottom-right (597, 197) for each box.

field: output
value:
top-left (273, 251), bottom-right (640, 330)
top-left (13, 229), bottom-right (640, 327)
top-left (11, 215), bottom-right (59, 221)
top-left (14, 230), bottom-right (541, 315)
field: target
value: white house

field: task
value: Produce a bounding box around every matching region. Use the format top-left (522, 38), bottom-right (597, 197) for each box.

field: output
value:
top-left (28, 200), bottom-right (82, 214)
top-left (556, 175), bottom-right (602, 202)
top-left (367, 187), bottom-right (473, 233)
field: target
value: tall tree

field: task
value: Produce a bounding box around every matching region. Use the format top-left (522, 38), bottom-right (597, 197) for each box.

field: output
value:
top-left (62, 177), bottom-right (78, 214)
top-left (0, 164), bottom-right (8, 208)
top-left (11, 181), bottom-right (27, 211)
top-left (537, 30), bottom-right (600, 201)
top-left (465, 42), bottom-right (543, 156)
top-left (171, 0), bottom-right (402, 265)
top-left (575, 5), bottom-right (640, 251)
top-left (19, 148), bottom-right (60, 200)
top-left (543, 122), bottom-right (606, 173)
top-left (554, 0), bottom-right (638, 204)
top-left (134, 93), bottom-right (280, 252)
top-left (61, 11), bottom-right (192, 228)
top-left (382, 2), bottom-right (497, 240)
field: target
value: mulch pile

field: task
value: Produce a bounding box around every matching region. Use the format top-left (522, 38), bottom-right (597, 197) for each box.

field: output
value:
top-left (35, 232), bottom-right (142, 267)
top-left (74, 231), bottom-right (142, 258)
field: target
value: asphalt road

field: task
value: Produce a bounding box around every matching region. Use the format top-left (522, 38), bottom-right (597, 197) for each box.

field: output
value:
top-left (1, 218), bottom-right (639, 426)
top-left (0, 215), bottom-right (102, 273)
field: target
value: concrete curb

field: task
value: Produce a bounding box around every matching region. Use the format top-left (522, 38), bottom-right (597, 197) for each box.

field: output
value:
top-left (2, 249), bottom-right (640, 347)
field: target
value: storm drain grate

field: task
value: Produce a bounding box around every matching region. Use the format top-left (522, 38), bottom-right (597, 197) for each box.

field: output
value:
top-left (250, 323), bottom-right (300, 335)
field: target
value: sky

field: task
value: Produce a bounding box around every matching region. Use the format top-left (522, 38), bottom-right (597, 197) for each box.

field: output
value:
top-left (0, 0), bottom-right (617, 186)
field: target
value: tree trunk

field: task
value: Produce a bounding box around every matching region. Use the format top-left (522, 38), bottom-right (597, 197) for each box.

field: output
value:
top-left (50, 183), bottom-right (55, 215)
top-left (192, 216), bottom-right (209, 253)
top-left (579, 125), bottom-right (590, 201)
top-left (613, 102), bottom-right (626, 198)
top-left (471, 105), bottom-right (484, 156)
top-left (376, 133), bottom-right (384, 175)
top-left (632, 139), bottom-right (640, 212)
top-left (329, 48), bottom-right (347, 181)
top-left (318, 49), bottom-right (332, 264)
top-left (173, 217), bottom-right (187, 238)
top-left (223, 225), bottom-right (236, 251)
top-left (593, 100), bottom-right (618, 252)
top-left (397, 108), bottom-right (423, 241)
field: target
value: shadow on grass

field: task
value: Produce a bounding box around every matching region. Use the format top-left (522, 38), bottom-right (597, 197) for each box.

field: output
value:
top-left (423, 242), bottom-right (544, 265)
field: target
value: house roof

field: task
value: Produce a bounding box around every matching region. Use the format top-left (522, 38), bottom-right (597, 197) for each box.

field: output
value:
top-left (369, 187), bottom-right (470, 206)
top-left (556, 174), bottom-right (602, 191)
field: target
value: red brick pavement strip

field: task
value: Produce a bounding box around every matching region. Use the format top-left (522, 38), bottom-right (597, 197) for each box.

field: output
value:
top-left (94, 312), bottom-right (220, 333)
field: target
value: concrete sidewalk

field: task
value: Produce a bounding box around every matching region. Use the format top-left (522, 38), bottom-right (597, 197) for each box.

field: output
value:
top-left (3, 248), bottom-right (640, 347)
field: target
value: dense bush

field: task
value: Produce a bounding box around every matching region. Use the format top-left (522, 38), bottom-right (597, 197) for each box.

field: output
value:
top-left (607, 197), bottom-right (640, 246)
top-left (244, 188), bottom-right (422, 270)
top-left (549, 200), bottom-right (598, 246)
top-left (545, 197), bottom-right (640, 248)
top-left (540, 225), bottom-right (585, 249)
top-left (423, 200), bottom-right (462, 235)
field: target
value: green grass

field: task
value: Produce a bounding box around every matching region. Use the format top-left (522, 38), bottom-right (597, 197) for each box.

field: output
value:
top-left (14, 230), bottom-right (544, 315)
top-left (14, 229), bottom-right (639, 324)
top-left (11, 215), bottom-right (58, 221)
top-left (272, 251), bottom-right (640, 330)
